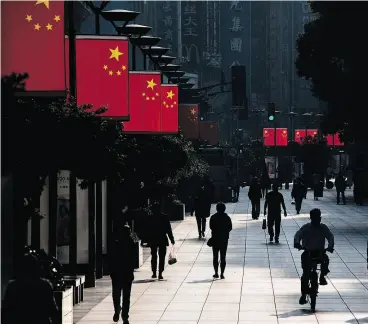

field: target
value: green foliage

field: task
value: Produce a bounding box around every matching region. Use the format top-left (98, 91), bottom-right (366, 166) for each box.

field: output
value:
top-left (295, 1), bottom-right (368, 143)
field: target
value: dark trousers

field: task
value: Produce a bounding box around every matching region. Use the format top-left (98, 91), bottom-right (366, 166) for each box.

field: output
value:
top-left (111, 274), bottom-right (133, 319)
top-left (295, 197), bottom-right (303, 213)
top-left (337, 191), bottom-right (346, 204)
top-left (196, 215), bottom-right (207, 235)
top-left (251, 199), bottom-right (261, 219)
top-left (261, 188), bottom-right (268, 198)
top-left (267, 215), bottom-right (281, 239)
top-left (234, 186), bottom-right (240, 200)
top-left (151, 244), bottom-right (167, 274)
top-left (212, 241), bottom-right (228, 275)
top-left (300, 251), bottom-right (330, 295)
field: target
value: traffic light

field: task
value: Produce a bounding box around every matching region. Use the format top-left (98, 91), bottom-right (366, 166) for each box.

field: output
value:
top-left (231, 66), bottom-right (248, 119)
top-left (268, 103), bottom-right (275, 121)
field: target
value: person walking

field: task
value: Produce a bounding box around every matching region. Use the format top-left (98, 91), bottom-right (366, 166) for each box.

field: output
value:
top-left (264, 184), bottom-right (287, 243)
top-left (312, 173), bottom-right (322, 200)
top-left (335, 172), bottom-right (347, 205)
top-left (248, 177), bottom-right (262, 219)
top-left (260, 171), bottom-right (271, 198)
top-left (232, 177), bottom-right (240, 202)
top-left (191, 180), bottom-right (213, 238)
top-left (148, 202), bottom-right (175, 280)
top-left (209, 203), bottom-right (233, 279)
top-left (2, 254), bottom-right (58, 324)
top-left (109, 224), bottom-right (136, 323)
top-left (291, 178), bottom-right (306, 214)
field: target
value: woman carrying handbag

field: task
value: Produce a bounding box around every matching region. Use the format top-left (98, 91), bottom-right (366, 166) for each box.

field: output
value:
top-left (208, 203), bottom-right (233, 279)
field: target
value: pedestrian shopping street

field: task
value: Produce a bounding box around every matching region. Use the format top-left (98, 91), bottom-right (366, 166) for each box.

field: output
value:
top-left (77, 188), bottom-right (368, 324)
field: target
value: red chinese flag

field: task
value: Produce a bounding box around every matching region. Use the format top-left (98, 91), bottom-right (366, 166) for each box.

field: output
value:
top-left (200, 122), bottom-right (219, 145)
top-left (263, 128), bottom-right (275, 146)
top-left (326, 134), bottom-right (334, 146)
top-left (75, 36), bottom-right (129, 119)
top-left (161, 84), bottom-right (179, 133)
top-left (307, 129), bottom-right (318, 139)
top-left (295, 129), bottom-right (306, 144)
top-left (179, 104), bottom-right (199, 139)
top-left (1, 1), bottom-right (66, 93)
top-left (276, 128), bottom-right (288, 146)
top-left (124, 72), bottom-right (162, 133)
top-left (334, 133), bottom-right (343, 146)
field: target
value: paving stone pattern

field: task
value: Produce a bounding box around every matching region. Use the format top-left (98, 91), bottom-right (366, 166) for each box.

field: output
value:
top-left (77, 188), bottom-right (368, 324)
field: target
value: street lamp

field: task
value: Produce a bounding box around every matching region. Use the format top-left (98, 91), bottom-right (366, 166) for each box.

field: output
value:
top-left (179, 83), bottom-right (195, 89)
top-left (100, 9), bottom-right (140, 24)
top-left (285, 111), bottom-right (298, 141)
top-left (151, 55), bottom-right (176, 65)
top-left (170, 76), bottom-right (190, 84)
top-left (159, 64), bottom-right (181, 72)
top-left (163, 70), bottom-right (186, 78)
top-left (140, 46), bottom-right (169, 70)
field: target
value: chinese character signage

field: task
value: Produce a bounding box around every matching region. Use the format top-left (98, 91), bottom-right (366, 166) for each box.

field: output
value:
top-left (156, 1), bottom-right (178, 57)
top-left (180, 1), bottom-right (203, 73)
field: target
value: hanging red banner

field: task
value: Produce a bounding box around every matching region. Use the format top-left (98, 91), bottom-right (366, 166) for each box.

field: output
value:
top-left (74, 36), bottom-right (129, 120)
top-left (199, 122), bottom-right (219, 145)
top-left (295, 129), bottom-right (306, 144)
top-left (276, 128), bottom-right (288, 146)
top-left (179, 104), bottom-right (199, 139)
top-left (263, 128), bottom-right (275, 146)
top-left (307, 129), bottom-right (318, 139)
top-left (161, 84), bottom-right (179, 133)
top-left (123, 71), bottom-right (162, 133)
top-left (326, 133), bottom-right (343, 146)
top-left (1, 1), bottom-right (66, 93)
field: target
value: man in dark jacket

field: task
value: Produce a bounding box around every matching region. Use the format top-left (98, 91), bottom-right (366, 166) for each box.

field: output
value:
top-left (191, 180), bottom-right (214, 238)
top-left (264, 184), bottom-right (287, 243)
top-left (248, 177), bottom-right (262, 219)
top-left (292, 178), bottom-right (306, 214)
top-left (148, 203), bottom-right (175, 280)
top-left (335, 172), bottom-right (346, 205)
top-left (109, 224), bottom-right (136, 324)
top-left (210, 203), bottom-right (233, 279)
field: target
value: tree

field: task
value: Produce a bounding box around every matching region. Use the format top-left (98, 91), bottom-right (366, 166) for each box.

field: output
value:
top-left (295, 1), bottom-right (368, 143)
top-left (2, 73), bottom-right (127, 258)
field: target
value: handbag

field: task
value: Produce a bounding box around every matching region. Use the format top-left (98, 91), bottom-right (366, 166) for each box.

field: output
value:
top-left (262, 213), bottom-right (267, 230)
top-left (168, 246), bottom-right (177, 265)
top-left (207, 237), bottom-right (213, 247)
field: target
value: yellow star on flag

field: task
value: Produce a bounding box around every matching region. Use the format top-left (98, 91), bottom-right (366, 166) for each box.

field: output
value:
top-left (190, 108), bottom-right (196, 115)
top-left (142, 93), bottom-right (146, 96)
top-left (35, 0), bottom-right (49, 9)
top-left (170, 105), bottom-right (173, 108)
top-left (54, 15), bottom-right (61, 22)
top-left (146, 97), bottom-right (150, 100)
top-left (109, 46), bottom-right (123, 61)
top-left (166, 104), bottom-right (169, 108)
top-left (163, 101), bottom-right (166, 105)
top-left (174, 101), bottom-right (177, 104)
top-left (117, 71), bottom-right (122, 76)
top-left (151, 97), bottom-right (155, 100)
top-left (122, 65), bottom-right (127, 71)
top-left (34, 23), bottom-right (41, 31)
top-left (103, 65), bottom-right (108, 70)
top-left (210, 124), bottom-right (214, 128)
top-left (109, 71), bottom-right (113, 76)
top-left (46, 23), bottom-right (53, 31)
top-left (147, 79), bottom-right (157, 90)
top-left (26, 15), bottom-right (32, 22)
top-left (167, 90), bottom-right (175, 99)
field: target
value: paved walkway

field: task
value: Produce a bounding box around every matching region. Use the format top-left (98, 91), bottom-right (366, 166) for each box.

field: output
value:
top-left (77, 188), bottom-right (368, 324)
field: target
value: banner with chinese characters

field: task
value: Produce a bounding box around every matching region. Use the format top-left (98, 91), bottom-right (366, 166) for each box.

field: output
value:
top-left (263, 128), bottom-right (275, 146)
top-left (2, 1), bottom-right (66, 93)
top-left (73, 36), bottom-right (129, 120)
top-left (276, 128), bottom-right (288, 146)
top-left (199, 122), bottom-right (219, 145)
top-left (156, 1), bottom-right (178, 57)
top-left (124, 72), bottom-right (162, 133)
top-left (179, 104), bottom-right (199, 139)
top-left (180, 1), bottom-right (203, 73)
top-left (220, 1), bottom-right (250, 72)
